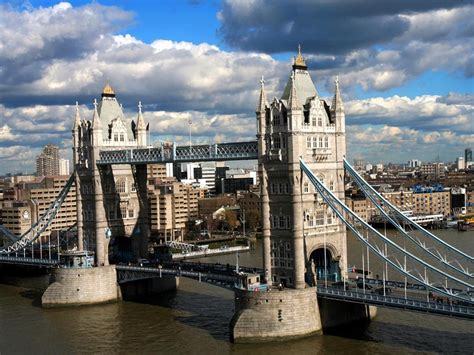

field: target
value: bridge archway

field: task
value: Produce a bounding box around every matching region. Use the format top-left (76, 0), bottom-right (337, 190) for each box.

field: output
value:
top-left (310, 246), bottom-right (341, 282)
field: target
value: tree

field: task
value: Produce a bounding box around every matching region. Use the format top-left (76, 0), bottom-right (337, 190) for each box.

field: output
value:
top-left (224, 209), bottom-right (239, 230)
top-left (246, 210), bottom-right (260, 231)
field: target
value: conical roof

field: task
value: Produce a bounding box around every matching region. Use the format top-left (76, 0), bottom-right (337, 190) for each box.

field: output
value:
top-left (281, 47), bottom-right (318, 106)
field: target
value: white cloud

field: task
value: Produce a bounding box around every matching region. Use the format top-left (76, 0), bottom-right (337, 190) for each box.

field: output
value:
top-left (346, 95), bottom-right (473, 134)
top-left (0, 2), bottom-right (472, 174)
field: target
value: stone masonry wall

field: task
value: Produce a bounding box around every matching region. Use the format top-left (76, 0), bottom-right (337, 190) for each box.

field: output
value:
top-left (42, 265), bottom-right (120, 307)
top-left (231, 286), bottom-right (322, 342)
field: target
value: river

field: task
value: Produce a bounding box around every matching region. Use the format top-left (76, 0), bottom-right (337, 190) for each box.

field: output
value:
top-left (0, 229), bottom-right (472, 354)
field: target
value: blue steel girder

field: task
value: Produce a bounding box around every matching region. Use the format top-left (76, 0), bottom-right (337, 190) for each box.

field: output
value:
top-left (0, 172), bottom-right (76, 254)
top-left (96, 141), bottom-right (259, 165)
top-left (300, 159), bottom-right (473, 304)
top-left (344, 158), bottom-right (474, 274)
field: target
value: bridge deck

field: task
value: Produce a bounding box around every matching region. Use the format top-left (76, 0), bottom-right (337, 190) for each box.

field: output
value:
top-left (0, 255), bottom-right (59, 267)
top-left (317, 286), bottom-right (474, 320)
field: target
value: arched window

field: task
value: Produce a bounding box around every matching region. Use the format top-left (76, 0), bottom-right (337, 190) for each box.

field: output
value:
top-left (116, 178), bottom-right (126, 193)
top-left (120, 204), bottom-right (127, 219)
top-left (274, 113), bottom-right (281, 125)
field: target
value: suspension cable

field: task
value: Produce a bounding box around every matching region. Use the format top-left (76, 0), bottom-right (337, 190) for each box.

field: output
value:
top-left (301, 159), bottom-right (473, 303)
top-left (344, 158), bottom-right (473, 262)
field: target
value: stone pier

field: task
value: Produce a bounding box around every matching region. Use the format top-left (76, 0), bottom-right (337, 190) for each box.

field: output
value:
top-left (231, 287), bottom-right (321, 342)
top-left (42, 266), bottom-right (120, 307)
top-left (230, 287), bottom-right (376, 343)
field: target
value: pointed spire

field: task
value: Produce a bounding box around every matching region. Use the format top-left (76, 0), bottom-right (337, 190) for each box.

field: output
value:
top-left (288, 71), bottom-right (300, 110)
top-left (256, 75), bottom-right (268, 113)
top-left (293, 44), bottom-right (307, 69)
top-left (332, 75), bottom-right (344, 111)
top-left (137, 101), bottom-right (146, 130)
top-left (92, 98), bottom-right (101, 130)
top-left (72, 101), bottom-right (81, 130)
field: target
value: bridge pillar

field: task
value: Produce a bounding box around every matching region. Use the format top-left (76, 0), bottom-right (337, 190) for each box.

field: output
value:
top-left (75, 173), bottom-right (84, 251)
top-left (231, 287), bottom-right (321, 342)
top-left (94, 166), bottom-right (109, 266)
top-left (133, 164), bottom-right (150, 260)
top-left (42, 265), bottom-right (120, 307)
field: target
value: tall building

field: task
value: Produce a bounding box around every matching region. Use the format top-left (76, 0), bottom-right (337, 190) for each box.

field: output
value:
top-left (200, 161), bottom-right (225, 195)
top-left (456, 157), bottom-right (465, 171)
top-left (59, 158), bottom-right (70, 175)
top-left (465, 148), bottom-right (472, 164)
top-left (421, 162), bottom-right (445, 179)
top-left (36, 144), bottom-right (59, 176)
top-left (353, 158), bottom-right (365, 171)
top-left (148, 178), bottom-right (204, 243)
top-left (1, 176), bottom-right (76, 238)
top-left (408, 159), bottom-right (421, 168)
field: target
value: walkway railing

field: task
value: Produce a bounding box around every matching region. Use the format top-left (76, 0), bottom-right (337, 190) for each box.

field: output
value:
top-left (317, 286), bottom-right (474, 320)
top-left (115, 264), bottom-right (240, 287)
top-left (97, 141), bottom-right (258, 165)
top-left (0, 255), bottom-right (59, 266)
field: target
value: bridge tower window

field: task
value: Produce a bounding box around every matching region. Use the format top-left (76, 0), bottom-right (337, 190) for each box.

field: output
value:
top-left (274, 136), bottom-right (281, 149)
top-left (116, 179), bottom-right (126, 193)
top-left (316, 210), bottom-right (325, 225)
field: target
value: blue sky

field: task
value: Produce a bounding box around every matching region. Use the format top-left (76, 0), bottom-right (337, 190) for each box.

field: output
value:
top-left (0, 0), bottom-right (472, 174)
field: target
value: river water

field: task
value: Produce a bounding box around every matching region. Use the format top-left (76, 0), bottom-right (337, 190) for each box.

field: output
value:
top-left (0, 229), bottom-right (473, 354)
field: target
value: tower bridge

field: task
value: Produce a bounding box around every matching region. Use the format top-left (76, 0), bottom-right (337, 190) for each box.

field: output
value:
top-left (0, 48), bottom-right (472, 342)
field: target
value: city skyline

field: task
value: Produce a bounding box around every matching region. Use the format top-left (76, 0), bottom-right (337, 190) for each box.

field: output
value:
top-left (0, 0), bottom-right (473, 175)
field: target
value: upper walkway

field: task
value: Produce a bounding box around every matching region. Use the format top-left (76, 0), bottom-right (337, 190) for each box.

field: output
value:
top-left (96, 141), bottom-right (258, 165)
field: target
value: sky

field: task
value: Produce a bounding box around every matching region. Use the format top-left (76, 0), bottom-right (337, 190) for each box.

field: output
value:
top-left (0, 0), bottom-right (473, 174)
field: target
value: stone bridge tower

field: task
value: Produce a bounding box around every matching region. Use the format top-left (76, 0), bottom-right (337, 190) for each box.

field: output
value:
top-left (257, 47), bottom-right (347, 289)
top-left (231, 49), bottom-right (374, 343)
top-left (72, 84), bottom-right (149, 265)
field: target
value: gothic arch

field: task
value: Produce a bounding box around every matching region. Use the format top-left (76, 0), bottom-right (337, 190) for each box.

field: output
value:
top-left (309, 242), bottom-right (340, 261)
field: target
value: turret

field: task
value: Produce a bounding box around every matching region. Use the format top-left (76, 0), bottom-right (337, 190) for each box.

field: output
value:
top-left (287, 71), bottom-right (302, 132)
top-left (136, 101), bottom-right (147, 147)
top-left (72, 102), bottom-right (81, 165)
top-left (256, 76), bottom-right (268, 153)
top-left (91, 98), bottom-right (102, 147)
top-left (331, 76), bottom-right (345, 132)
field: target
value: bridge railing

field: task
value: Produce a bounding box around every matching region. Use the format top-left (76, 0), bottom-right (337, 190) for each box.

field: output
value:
top-left (0, 255), bottom-right (59, 266)
top-left (317, 286), bottom-right (473, 319)
top-left (115, 264), bottom-right (240, 286)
